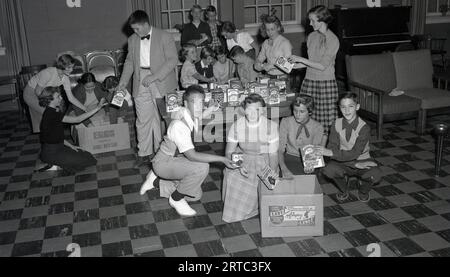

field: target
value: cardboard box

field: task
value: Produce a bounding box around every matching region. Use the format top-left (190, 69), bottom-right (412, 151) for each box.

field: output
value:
top-left (259, 175), bottom-right (323, 238)
top-left (76, 123), bottom-right (131, 154)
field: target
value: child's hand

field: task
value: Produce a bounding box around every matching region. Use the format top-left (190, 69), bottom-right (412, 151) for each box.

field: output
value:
top-left (287, 55), bottom-right (301, 63)
top-left (98, 98), bottom-right (108, 108)
top-left (223, 158), bottom-right (239, 170)
top-left (239, 167), bottom-right (249, 178)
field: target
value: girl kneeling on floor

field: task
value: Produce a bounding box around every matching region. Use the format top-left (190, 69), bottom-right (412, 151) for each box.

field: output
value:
top-left (38, 86), bottom-right (107, 174)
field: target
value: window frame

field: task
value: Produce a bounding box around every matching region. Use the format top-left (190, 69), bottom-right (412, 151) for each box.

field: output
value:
top-left (243, 0), bottom-right (304, 35)
top-left (426, 0), bottom-right (450, 24)
top-left (161, 0), bottom-right (218, 31)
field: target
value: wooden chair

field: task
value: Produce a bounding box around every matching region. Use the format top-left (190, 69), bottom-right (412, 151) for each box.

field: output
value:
top-left (413, 34), bottom-right (447, 69)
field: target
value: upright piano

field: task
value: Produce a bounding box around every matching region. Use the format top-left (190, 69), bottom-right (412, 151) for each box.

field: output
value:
top-left (329, 6), bottom-right (412, 82)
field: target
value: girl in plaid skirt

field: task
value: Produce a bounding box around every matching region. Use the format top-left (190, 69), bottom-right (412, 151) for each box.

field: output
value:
top-left (288, 5), bottom-right (340, 140)
top-left (222, 94), bottom-right (279, 223)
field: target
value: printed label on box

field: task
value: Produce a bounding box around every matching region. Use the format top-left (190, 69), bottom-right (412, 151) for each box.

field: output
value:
top-left (269, 206), bottom-right (316, 226)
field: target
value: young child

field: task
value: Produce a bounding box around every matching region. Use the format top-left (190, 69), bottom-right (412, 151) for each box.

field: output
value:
top-left (102, 76), bottom-right (133, 124)
top-left (213, 46), bottom-right (234, 85)
top-left (139, 85), bottom-right (237, 217)
top-left (321, 92), bottom-right (382, 202)
top-left (279, 95), bottom-right (324, 178)
top-left (38, 86), bottom-right (107, 174)
top-left (195, 46), bottom-right (216, 85)
top-left (180, 43), bottom-right (199, 89)
top-left (222, 94), bottom-right (279, 223)
top-left (229, 46), bottom-right (259, 86)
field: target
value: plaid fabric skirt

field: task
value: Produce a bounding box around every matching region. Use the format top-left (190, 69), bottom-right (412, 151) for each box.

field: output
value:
top-left (300, 79), bottom-right (339, 135)
top-left (222, 153), bottom-right (269, 223)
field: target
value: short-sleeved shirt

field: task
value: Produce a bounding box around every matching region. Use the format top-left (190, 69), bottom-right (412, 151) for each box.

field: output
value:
top-left (305, 29), bottom-right (340, 81)
top-left (226, 32), bottom-right (254, 53)
top-left (27, 67), bottom-right (71, 94)
top-left (257, 35), bottom-right (292, 76)
top-left (213, 59), bottom-right (234, 85)
top-left (237, 56), bottom-right (258, 85)
top-left (279, 116), bottom-right (324, 157)
top-left (181, 60), bottom-right (198, 89)
top-left (40, 107), bottom-right (64, 144)
top-left (166, 108), bottom-right (197, 154)
top-left (227, 116), bottom-right (279, 154)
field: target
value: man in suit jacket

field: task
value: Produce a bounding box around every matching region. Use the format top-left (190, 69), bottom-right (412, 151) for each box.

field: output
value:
top-left (119, 10), bottom-right (178, 168)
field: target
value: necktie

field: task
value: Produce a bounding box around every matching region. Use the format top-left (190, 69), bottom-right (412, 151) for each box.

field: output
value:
top-left (296, 119), bottom-right (310, 140)
top-left (141, 34), bottom-right (150, 40)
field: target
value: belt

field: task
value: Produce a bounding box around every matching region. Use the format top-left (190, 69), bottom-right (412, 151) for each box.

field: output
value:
top-left (140, 67), bottom-right (151, 70)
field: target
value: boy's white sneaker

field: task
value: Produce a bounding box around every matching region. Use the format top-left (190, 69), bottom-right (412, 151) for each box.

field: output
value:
top-left (140, 170), bottom-right (157, 195)
top-left (169, 196), bottom-right (197, 217)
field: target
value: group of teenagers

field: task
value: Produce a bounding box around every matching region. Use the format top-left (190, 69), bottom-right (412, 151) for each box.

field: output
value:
top-left (23, 5), bottom-right (382, 222)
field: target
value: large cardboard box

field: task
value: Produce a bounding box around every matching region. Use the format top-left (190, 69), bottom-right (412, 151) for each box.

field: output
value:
top-left (259, 175), bottom-right (323, 238)
top-left (76, 122), bottom-right (131, 154)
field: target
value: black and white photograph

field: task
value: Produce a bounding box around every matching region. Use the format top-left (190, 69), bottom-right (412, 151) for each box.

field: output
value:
top-left (0, 0), bottom-right (450, 263)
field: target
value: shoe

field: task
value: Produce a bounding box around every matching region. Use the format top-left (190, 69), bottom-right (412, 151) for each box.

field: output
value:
top-left (336, 191), bottom-right (349, 202)
top-left (169, 196), bottom-right (197, 217)
top-left (140, 170), bottom-right (157, 195)
top-left (358, 191), bottom-right (371, 203)
top-left (133, 155), bottom-right (149, 169)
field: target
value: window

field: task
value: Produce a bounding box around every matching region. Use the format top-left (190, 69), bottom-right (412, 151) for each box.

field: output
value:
top-left (160, 0), bottom-right (217, 30)
top-left (426, 0), bottom-right (450, 24)
top-left (244, 0), bottom-right (299, 26)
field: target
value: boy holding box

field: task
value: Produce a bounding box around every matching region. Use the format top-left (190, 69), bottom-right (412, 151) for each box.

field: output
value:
top-left (229, 46), bottom-right (259, 86)
top-left (321, 93), bottom-right (382, 202)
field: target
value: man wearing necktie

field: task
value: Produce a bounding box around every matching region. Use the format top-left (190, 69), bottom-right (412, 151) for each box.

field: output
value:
top-left (118, 10), bottom-right (178, 168)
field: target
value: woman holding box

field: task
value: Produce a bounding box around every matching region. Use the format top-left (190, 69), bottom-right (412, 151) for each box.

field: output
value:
top-left (288, 5), bottom-right (340, 140)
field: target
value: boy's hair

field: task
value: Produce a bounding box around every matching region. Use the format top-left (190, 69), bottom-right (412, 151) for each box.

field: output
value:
top-left (215, 45), bottom-right (227, 57)
top-left (79, 72), bottom-right (97, 85)
top-left (308, 5), bottom-right (334, 25)
top-left (200, 46), bottom-right (215, 60)
top-left (191, 4), bottom-right (203, 13)
top-left (292, 94), bottom-right (314, 114)
top-left (103, 76), bottom-right (120, 91)
top-left (205, 5), bottom-right (217, 14)
top-left (222, 21), bottom-right (236, 33)
top-left (38, 87), bottom-right (60, 108)
top-left (128, 10), bottom-right (150, 26)
top-left (260, 14), bottom-right (284, 38)
top-left (339, 92), bottom-right (359, 105)
top-left (179, 43), bottom-right (196, 63)
top-left (55, 54), bottom-right (76, 70)
top-left (242, 93), bottom-right (266, 109)
top-left (229, 46), bottom-right (245, 59)
top-left (183, 85), bottom-right (205, 103)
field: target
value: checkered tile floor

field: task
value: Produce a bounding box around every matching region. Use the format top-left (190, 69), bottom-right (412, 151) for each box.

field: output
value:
top-left (1, 110), bottom-right (450, 257)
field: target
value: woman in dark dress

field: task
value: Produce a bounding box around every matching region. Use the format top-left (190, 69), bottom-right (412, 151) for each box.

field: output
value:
top-left (38, 86), bottom-right (107, 173)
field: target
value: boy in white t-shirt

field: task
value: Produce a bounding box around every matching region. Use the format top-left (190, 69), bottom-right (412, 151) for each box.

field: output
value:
top-left (140, 85), bottom-right (238, 217)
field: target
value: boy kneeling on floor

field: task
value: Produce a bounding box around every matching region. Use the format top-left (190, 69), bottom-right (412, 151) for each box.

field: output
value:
top-left (320, 92), bottom-right (382, 202)
top-left (139, 85), bottom-right (238, 217)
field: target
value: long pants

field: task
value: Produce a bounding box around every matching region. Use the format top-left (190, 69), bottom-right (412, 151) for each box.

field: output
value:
top-left (322, 160), bottom-right (382, 194)
top-left (23, 85), bottom-right (45, 133)
top-left (40, 143), bottom-right (97, 173)
top-left (152, 151), bottom-right (209, 202)
top-left (134, 69), bottom-right (162, 157)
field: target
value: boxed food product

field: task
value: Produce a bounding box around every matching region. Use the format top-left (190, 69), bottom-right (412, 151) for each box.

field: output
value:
top-left (275, 56), bottom-right (294, 74)
top-left (166, 92), bottom-right (182, 113)
top-left (259, 175), bottom-right (324, 237)
top-left (300, 145), bottom-right (325, 171)
top-left (76, 123), bottom-right (131, 155)
top-left (110, 90), bottom-right (126, 108)
top-left (268, 86), bottom-right (280, 105)
top-left (227, 88), bottom-right (241, 107)
top-left (231, 153), bottom-right (244, 167)
top-left (217, 84), bottom-right (230, 92)
top-left (211, 89), bottom-right (226, 108)
top-left (259, 77), bottom-right (270, 85)
top-left (229, 79), bottom-right (243, 89)
top-left (258, 165), bottom-right (279, 190)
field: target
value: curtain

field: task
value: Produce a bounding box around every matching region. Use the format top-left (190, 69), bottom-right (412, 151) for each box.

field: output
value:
top-left (402, 0), bottom-right (427, 35)
top-left (126, 0), bottom-right (162, 28)
top-left (0, 0), bottom-right (30, 75)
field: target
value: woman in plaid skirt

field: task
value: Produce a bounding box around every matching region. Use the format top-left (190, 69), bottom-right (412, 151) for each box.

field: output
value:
top-left (222, 94), bottom-right (279, 223)
top-left (288, 5), bottom-right (340, 142)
